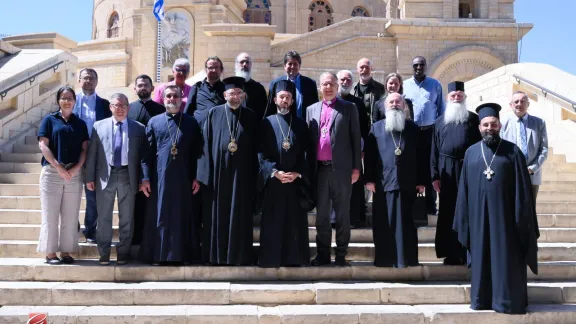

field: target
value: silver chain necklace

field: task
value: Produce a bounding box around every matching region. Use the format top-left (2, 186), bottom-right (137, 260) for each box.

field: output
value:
top-left (480, 140), bottom-right (502, 180)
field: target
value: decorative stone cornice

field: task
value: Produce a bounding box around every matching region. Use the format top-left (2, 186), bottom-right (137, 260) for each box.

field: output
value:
top-left (438, 59), bottom-right (494, 80)
top-left (2, 33), bottom-right (78, 50)
top-left (203, 24), bottom-right (277, 38)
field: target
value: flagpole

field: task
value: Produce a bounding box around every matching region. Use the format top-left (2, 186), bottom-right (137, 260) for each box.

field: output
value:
top-left (156, 21), bottom-right (162, 83)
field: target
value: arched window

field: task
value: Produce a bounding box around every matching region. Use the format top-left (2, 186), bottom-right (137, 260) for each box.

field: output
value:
top-left (107, 12), bottom-right (119, 38)
top-left (308, 1), bottom-right (334, 32)
top-left (351, 6), bottom-right (370, 17)
top-left (244, 0), bottom-right (272, 24)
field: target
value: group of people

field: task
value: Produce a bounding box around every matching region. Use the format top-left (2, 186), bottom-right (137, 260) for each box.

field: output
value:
top-left (36, 51), bottom-right (547, 314)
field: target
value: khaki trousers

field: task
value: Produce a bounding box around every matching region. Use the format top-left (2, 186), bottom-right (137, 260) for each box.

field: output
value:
top-left (37, 165), bottom-right (82, 254)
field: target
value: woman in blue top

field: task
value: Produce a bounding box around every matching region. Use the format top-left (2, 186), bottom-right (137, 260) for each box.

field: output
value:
top-left (37, 86), bottom-right (89, 264)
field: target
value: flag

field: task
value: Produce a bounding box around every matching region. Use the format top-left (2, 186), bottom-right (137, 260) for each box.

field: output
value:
top-left (153, 0), bottom-right (165, 22)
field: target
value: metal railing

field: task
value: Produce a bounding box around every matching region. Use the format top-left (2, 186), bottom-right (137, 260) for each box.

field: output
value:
top-left (0, 61), bottom-right (63, 101)
top-left (513, 74), bottom-right (576, 111)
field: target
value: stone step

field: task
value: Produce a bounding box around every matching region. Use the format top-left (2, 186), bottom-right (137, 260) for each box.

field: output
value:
top-left (3, 224), bottom-right (576, 244)
top-left (0, 209), bottom-right (116, 225)
top-left (2, 241), bottom-right (576, 262)
top-left (0, 173), bottom-right (40, 184)
top-left (25, 135), bottom-right (39, 145)
top-left (1, 304), bottom-right (575, 324)
top-left (538, 191), bottom-right (576, 202)
top-left (544, 162), bottom-right (576, 173)
top-left (536, 202), bottom-right (576, 214)
top-left (427, 214), bottom-right (576, 228)
top-left (0, 162), bottom-right (41, 173)
top-left (0, 196), bottom-right (118, 210)
top-left (0, 153), bottom-right (42, 163)
top-left (540, 181), bottom-right (576, 191)
top-left (13, 145), bottom-right (41, 154)
top-left (1, 281), bottom-right (576, 306)
top-left (1, 258), bottom-right (574, 282)
top-left (543, 172), bottom-right (576, 181)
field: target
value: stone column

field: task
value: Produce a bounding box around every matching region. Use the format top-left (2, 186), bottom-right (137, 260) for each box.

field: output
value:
top-left (285, 0), bottom-right (297, 34)
top-left (386, 0), bottom-right (399, 19)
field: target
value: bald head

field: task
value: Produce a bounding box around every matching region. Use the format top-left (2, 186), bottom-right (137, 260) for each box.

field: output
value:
top-left (357, 58), bottom-right (372, 84)
top-left (385, 93), bottom-right (405, 110)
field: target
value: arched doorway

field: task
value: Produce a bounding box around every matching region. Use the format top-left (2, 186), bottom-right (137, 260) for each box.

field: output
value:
top-left (308, 1), bottom-right (334, 32)
top-left (107, 12), bottom-right (119, 38)
top-left (244, 0), bottom-right (272, 24)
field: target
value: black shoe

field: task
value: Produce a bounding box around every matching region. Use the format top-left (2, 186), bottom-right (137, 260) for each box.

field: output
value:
top-left (334, 256), bottom-right (350, 267)
top-left (60, 255), bottom-right (75, 264)
top-left (45, 256), bottom-right (61, 265)
top-left (310, 255), bottom-right (331, 266)
top-left (443, 257), bottom-right (465, 266)
top-left (117, 254), bottom-right (130, 265)
top-left (86, 237), bottom-right (97, 244)
top-left (99, 256), bottom-right (110, 265)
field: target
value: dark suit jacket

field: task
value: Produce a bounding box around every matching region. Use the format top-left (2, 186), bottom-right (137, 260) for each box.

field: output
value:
top-left (245, 79), bottom-right (268, 121)
top-left (266, 74), bottom-right (319, 120)
top-left (339, 93), bottom-right (370, 140)
top-left (128, 100), bottom-right (165, 126)
top-left (73, 95), bottom-right (112, 122)
top-left (372, 95), bottom-right (414, 123)
top-left (306, 99), bottom-right (362, 184)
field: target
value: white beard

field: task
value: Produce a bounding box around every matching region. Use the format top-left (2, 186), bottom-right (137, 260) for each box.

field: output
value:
top-left (444, 101), bottom-right (469, 124)
top-left (384, 108), bottom-right (406, 132)
top-left (359, 75), bottom-right (371, 83)
top-left (339, 85), bottom-right (352, 96)
top-left (235, 69), bottom-right (251, 81)
top-left (277, 107), bottom-right (290, 115)
top-left (165, 103), bottom-right (179, 114)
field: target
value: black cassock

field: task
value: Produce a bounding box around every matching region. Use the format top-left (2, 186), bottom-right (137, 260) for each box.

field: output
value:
top-left (364, 120), bottom-right (426, 267)
top-left (127, 99), bottom-right (165, 246)
top-left (139, 112), bottom-right (203, 263)
top-left (453, 139), bottom-right (539, 314)
top-left (244, 79), bottom-right (268, 121)
top-left (257, 113), bottom-right (310, 267)
top-left (431, 112), bottom-right (481, 261)
top-left (198, 105), bottom-right (258, 265)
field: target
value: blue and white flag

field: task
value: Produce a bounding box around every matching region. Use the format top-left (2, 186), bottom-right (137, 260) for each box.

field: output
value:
top-left (153, 0), bottom-right (165, 22)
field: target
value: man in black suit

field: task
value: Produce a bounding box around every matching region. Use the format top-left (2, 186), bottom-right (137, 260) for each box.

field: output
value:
top-left (127, 74), bottom-right (165, 245)
top-left (73, 68), bottom-right (112, 243)
top-left (306, 72), bottom-right (362, 267)
top-left (266, 51), bottom-right (319, 120)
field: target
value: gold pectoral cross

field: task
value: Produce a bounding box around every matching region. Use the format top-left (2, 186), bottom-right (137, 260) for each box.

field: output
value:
top-left (170, 143), bottom-right (178, 160)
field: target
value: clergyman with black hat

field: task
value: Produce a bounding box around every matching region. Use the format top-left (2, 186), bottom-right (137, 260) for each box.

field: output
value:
top-left (257, 80), bottom-right (311, 267)
top-left (453, 102), bottom-right (539, 315)
top-left (198, 76), bottom-right (258, 265)
top-left (430, 81), bottom-right (481, 265)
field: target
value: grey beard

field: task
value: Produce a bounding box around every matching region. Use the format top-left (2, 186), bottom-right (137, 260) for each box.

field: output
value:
top-left (444, 101), bottom-right (469, 124)
top-left (165, 103), bottom-right (179, 113)
top-left (359, 75), bottom-right (371, 83)
top-left (384, 108), bottom-right (406, 132)
top-left (227, 102), bottom-right (241, 109)
top-left (482, 132), bottom-right (500, 146)
top-left (339, 85), bottom-right (352, 96)
top-left (277, 107), bottom-right (290, 115)
top-left (235, 69), bottom-right (251, 81)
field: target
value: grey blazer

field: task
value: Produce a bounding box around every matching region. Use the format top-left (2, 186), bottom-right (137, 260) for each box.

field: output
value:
top-left (500, 113), bottom-right (548, 185)
top-left (306, 99), bottom-right (362, 181)
top-left (85, 117), bottom-right (147, 193)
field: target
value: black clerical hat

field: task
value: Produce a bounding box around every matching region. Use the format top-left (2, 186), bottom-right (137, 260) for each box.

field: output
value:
top-left (448, 81), bottom-right (465, 93)
top-left (222, 76), bottom-right (246, 91)
top-left (274, 80), bottom-right (296, 96)
top-left (476, 103), bottom-right (501, 120)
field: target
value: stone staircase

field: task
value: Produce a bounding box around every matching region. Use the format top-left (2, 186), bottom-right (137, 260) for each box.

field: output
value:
top-left (1, 137), bottom-right (576, 322)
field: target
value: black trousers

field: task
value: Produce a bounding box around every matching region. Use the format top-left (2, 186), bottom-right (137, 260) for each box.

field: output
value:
top-left (316, 165), bottom-right (352, 258)
top-left (420, 126), bottom-right (437, 214)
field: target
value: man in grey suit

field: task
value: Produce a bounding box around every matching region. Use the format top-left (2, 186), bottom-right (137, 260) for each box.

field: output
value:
top-left (500, 91), bottom-right (548, 201)
top-left (307, 72), bottom-right (362, 267)
top-left (85, 93), bottom-right (147, 265)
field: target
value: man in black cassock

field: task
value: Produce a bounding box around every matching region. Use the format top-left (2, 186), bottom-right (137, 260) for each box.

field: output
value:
top-left (198, 76), bottom-right (258, 265)
top-left (453, 103), bottom-right (539, 315)
top-left (235, 53), bottom-right (268, 121)
top-left (257, 80), bottom-right (311, 267)
top-left (127, 74), bottom-right (166, 246)
top-left (138, 85), bottom-right (203, 265)
top-left (364, 93), bottom-right (426, 268)
top-left (431, 81), bottom-right (481, 265)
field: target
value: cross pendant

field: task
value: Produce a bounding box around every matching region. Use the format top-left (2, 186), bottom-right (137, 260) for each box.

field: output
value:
top-left (483, 167), bottom-right (494, 180)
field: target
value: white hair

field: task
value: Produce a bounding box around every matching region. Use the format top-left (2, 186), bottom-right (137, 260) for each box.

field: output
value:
top-left (236, 52), bottom-right (251, 63)
top-left (173, 58), bottom-right (190, 70)
top-left (336, 70), bottom-right (353, 80)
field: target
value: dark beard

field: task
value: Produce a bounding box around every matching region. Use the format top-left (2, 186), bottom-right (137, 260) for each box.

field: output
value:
top-left (482, 131), bottom-right (501, 147)
top-left (137, 91), bottom-right (150, 100)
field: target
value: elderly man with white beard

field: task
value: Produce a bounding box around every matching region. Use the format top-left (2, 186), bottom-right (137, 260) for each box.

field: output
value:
top-left (235, 53), bottom-right (268, 121)
top-left (364, 93), bottom-right (426, 268)
top-left (430, 81), bottom-right (481, 265)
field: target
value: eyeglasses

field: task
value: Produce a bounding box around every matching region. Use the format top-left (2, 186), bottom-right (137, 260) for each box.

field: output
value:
top-left (226, 91), bottom-right (244, 97)
top-left (111, 104), bottom-right (128, 109)
top-left (320, 83), bottom-right (337, 88)
top-left (59, 97), bottom-right (75, 102)
top-left (165, 94), bottom-right (181, 99)
top-left (81, 76), bottom-right (96, 81)
top-left (174, 68), bottom-right (189, 74)
top-left (413, 64), bottom-right (425, 67)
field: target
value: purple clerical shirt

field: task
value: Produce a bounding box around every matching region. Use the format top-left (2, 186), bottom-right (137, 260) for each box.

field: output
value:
top-left (317, 98), bottom-right (336, 161)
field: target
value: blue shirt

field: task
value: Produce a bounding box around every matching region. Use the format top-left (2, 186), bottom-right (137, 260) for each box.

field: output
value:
top-left (73, 92), bottom-right (98, 136)
top-left (403, 77), bottom-right (445, 127)
top-left (37, 111), bottom-right (89, 167)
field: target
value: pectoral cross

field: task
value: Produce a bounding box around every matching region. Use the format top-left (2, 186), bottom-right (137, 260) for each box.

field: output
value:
top-left (483, 167), bottom-right (494, 180)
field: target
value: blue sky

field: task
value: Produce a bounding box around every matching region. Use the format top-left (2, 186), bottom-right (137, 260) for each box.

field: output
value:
top-left (0, 0), bottom-right (573, 75)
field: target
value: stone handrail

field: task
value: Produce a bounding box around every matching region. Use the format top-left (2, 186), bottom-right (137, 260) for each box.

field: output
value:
top-left (0, 61), bottom-right (64, 101)
top-left (513, 74), bottom-right (576, 112)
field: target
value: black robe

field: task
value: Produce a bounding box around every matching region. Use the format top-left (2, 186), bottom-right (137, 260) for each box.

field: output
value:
top-left (198, 105), bottom-right (258, 265)
top-left (453, 139), bottom-right (539, 314)
top-left (128, 99), bottom-right (166, 246)
top-left (244, 79), bottom-right (268, 121)
top-left (257, 113), bottom-right (310, 267)
top-left (138, 112), bottom-right (203, 263)
top-left (431, 112), bottom-right (481, 260)
top-left (364, 119), bottom-right (426, 268)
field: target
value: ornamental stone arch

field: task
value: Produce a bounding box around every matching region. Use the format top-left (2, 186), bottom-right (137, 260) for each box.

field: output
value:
top-left (244, 0), bottom-right (272, 24)
top-left (429, 45), bottom-right (507, 87)
top-left (308, 0), bottom-right (334, 32)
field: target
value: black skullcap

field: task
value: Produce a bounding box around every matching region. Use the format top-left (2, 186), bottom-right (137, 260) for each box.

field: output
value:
top-left (222, 76), bottom-right (246, 91)
top-left (476, 103), bottom-right (501, 120)
top-left (274, 80), bottom-right (296, 96)
top-left (448, 81), bottom-right (465, 93)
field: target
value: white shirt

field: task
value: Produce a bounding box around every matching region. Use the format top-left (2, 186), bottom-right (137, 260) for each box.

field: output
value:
top-left (112, 117), bottom-right (129, 166)
top-left (76, 92), bottom-right (97, 136)
top-left (515, 113), bottom-right (529, 154)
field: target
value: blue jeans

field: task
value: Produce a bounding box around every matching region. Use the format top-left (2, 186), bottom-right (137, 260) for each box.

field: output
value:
top-left (82, 186), bottom-right (98, 239)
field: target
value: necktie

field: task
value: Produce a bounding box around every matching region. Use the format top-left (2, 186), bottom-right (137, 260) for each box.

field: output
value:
top-left (114, 122), bottom-right (123, 168)
top-left (518, 117), bottom-right (528, 159)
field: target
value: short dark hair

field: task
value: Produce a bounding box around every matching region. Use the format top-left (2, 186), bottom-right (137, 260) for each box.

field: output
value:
top-left (412, 56), bottom-right (427, 65)
top-left (56, 86), bottom-right (76, 104)
top-left (135, 74), bottom-right (153, 86)
top-left (79, 68), bottom-right (98, 80)
top-left (163, 85), bottom-right (182, 98)
top-left (205, 56), bottom-right (224, 71)
top-left (284, 50), bottom-right (302, 66)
